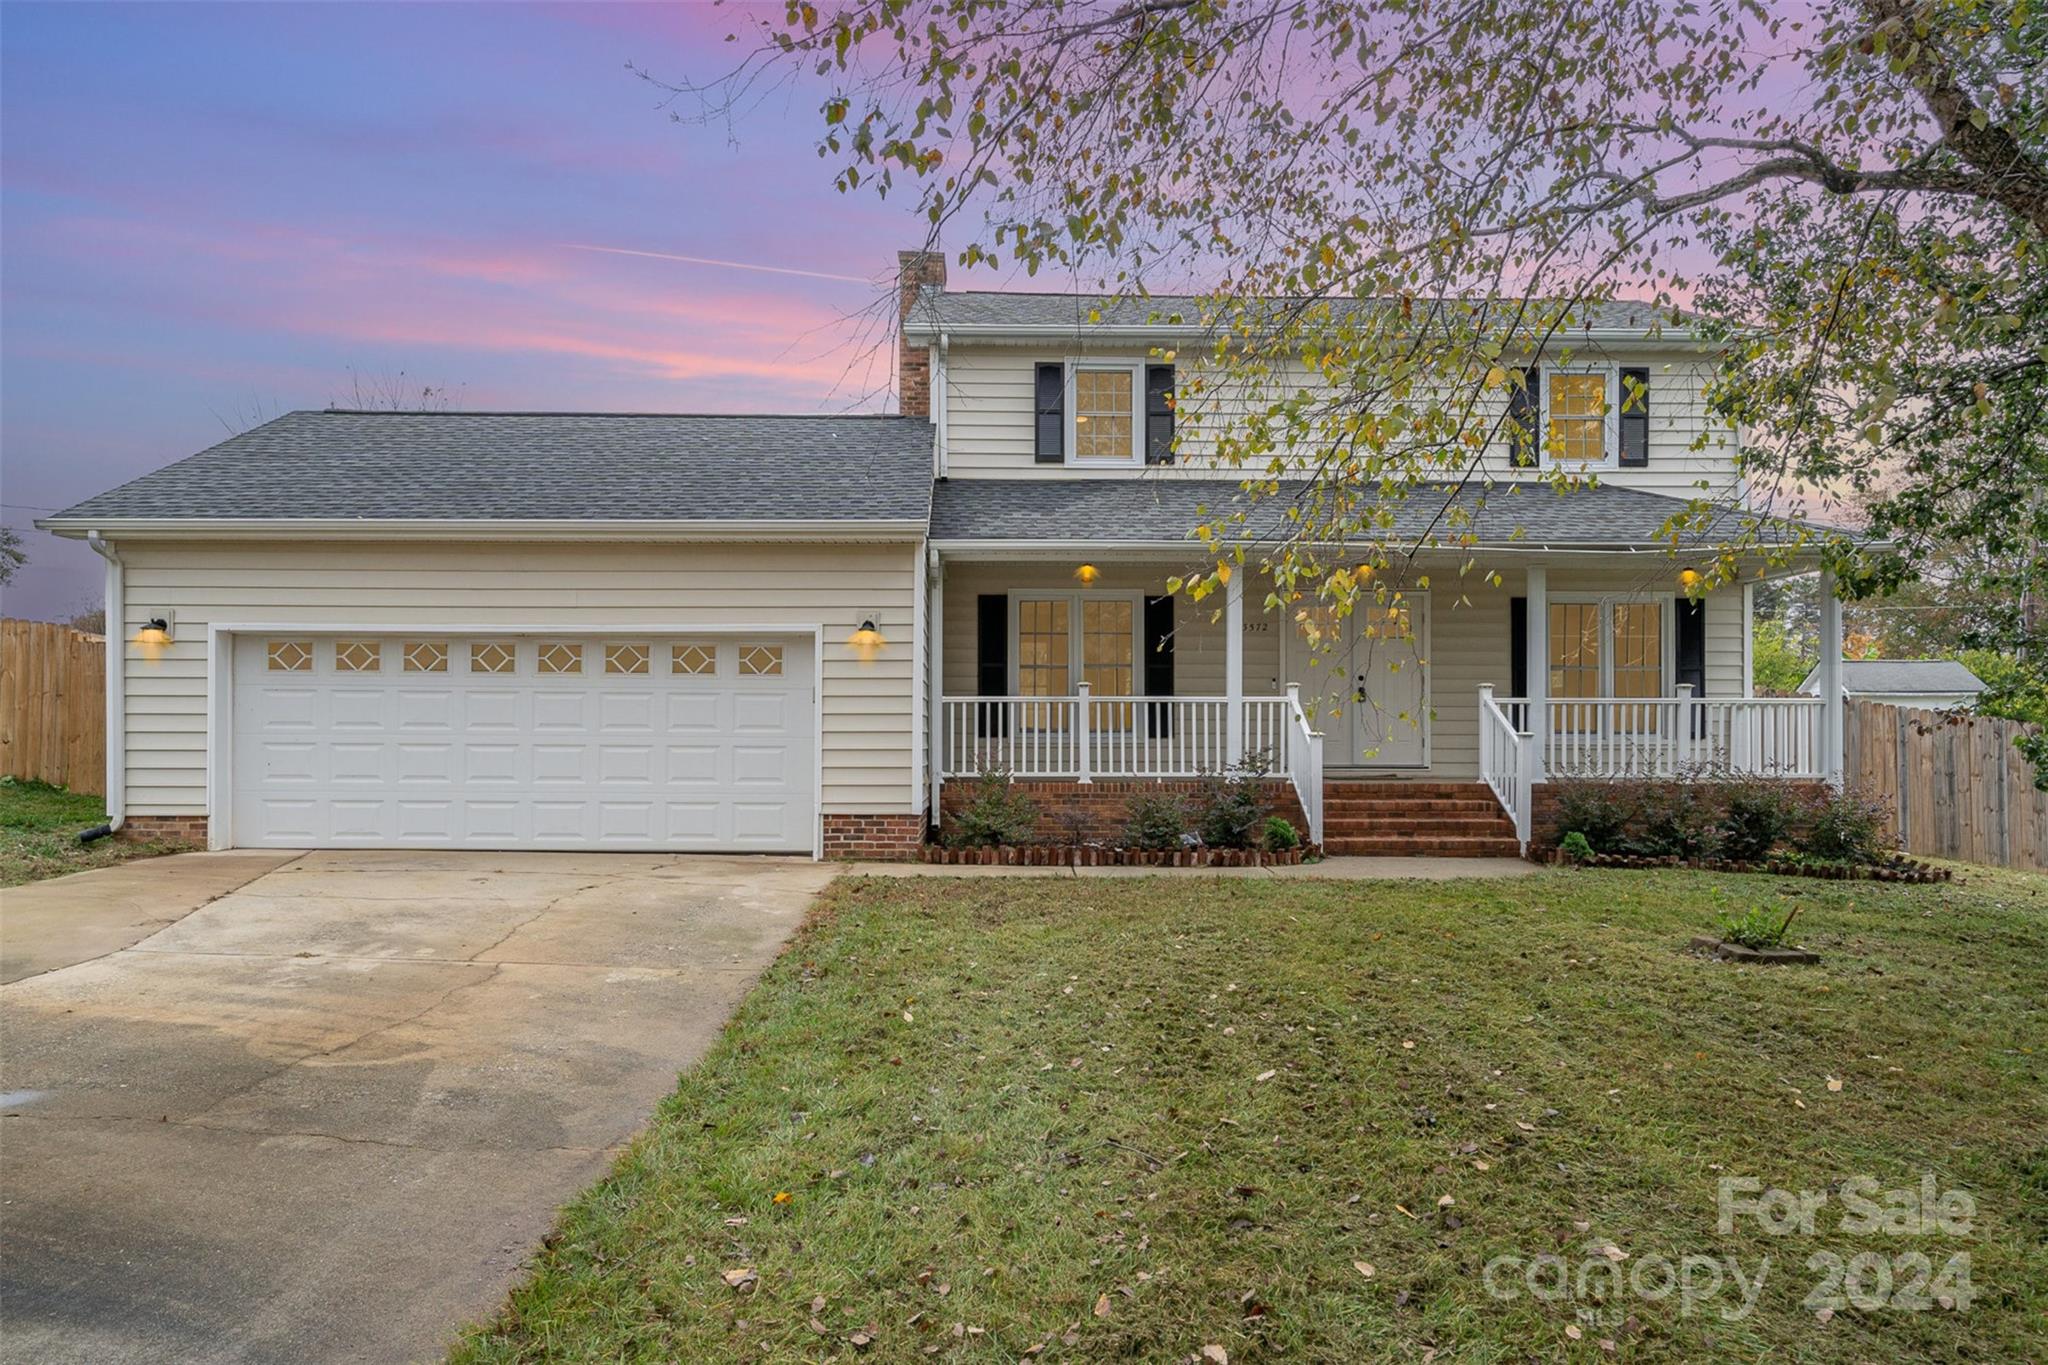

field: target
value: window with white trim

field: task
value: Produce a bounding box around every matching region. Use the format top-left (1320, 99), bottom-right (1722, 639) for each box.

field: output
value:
top-left (1543, 367), bottom-right (1617, 469)
top-left (1068, 363), bottom-right (1143, 465)
top-left (1548, 596), bottom-right (1670, 734)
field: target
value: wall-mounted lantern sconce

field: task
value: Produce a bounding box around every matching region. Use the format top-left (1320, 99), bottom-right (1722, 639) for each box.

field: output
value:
top-left (847, 615), bottom-right (885, 660)
top-left (136, 613), bottom-right (174, 646)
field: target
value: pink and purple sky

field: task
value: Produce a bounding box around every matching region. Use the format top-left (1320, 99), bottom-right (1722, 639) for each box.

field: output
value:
top-left (2, 2), bottom-right (997, 620)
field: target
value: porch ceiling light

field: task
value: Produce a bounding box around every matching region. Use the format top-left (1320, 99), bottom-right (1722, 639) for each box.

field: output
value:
top-left (1678, 566), bottom-right (1703, 592)
top-left (1074, 563), bottom-right (1101, 586)
top-left (136, 615), bottom-right (173, 646)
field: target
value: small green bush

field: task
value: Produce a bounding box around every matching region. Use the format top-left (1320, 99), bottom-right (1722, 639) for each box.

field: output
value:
top-left (1123, 791), bottom-right (1191, 851)
top-left (1632, 779), bottom-right (1721, 860)
top-left (1195, 759), bottom-right (1268, 850)
top-left (1549, 779), bottom-right (1632, 851)
top-left (944, 764), bottom-right (1041, 848)
top-left (1261, 816), bottom-right (1300, 851)
top-left (1716, 902), bottom-right (1802, 950)
top-left (1558, 830), bottom-right (1595, 864)
top-left (1801, 791), bottom-right (1894, 865)
top-left (1717, 778), bottom-right (1795, 862)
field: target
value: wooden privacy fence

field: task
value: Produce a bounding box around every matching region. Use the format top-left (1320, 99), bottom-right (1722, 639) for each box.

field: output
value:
top-left (1846, 699), bottom-right (2046, 872)
top-left (0, 619), bottom-right (106, 795)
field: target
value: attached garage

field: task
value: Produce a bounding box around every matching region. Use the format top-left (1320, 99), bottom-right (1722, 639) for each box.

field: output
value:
top-left (229, 632), bottom-right (816, 851)
top-left (39, 410), bottom-right (937, 859)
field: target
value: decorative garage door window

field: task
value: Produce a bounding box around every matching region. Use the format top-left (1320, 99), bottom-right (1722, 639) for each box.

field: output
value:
top-left (604, 643), bottom-right (650, 674)
top-left (738, 644), bottom-right (784, 676)
top-left (404, 641), bottom-right (448, 673)
top-left (335, 640), bottom-right (382, 672)
top-left (470, 640), bottom-right (516, 674)
top-left (537, 642), bottom-right (583, 674)
top-left (267, 640), bottom-right (313, 672)
top-left (672, 643), bottom-right (716, 675)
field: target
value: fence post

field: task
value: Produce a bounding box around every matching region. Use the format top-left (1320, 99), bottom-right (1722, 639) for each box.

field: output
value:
top-left (1075, 681), bottom-right (1091, 784)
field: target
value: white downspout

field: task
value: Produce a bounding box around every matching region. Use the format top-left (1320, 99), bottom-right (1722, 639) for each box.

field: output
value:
top-left (933, 331), bottom-right (949, 477)
top-left (86, 530), bottom-right (125, 831)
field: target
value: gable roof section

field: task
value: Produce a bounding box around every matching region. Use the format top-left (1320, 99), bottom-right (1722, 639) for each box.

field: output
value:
top-left (904, 287), bottom-right (1697, 341)
top-left (41, 411), bottom-right (934, 534)
top-left (929, 477), bottom-right (1815, 550)
top-left (1799, 659), bottom-right (1987, 697)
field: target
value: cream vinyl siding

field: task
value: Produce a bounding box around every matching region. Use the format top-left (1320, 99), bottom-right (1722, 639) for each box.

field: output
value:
top-left (115, 539), bottom-right (919, 818)
top-left (940, 343), bottom-right (1740, 500)
top-left (938, 558), bottom-right (1743, 782)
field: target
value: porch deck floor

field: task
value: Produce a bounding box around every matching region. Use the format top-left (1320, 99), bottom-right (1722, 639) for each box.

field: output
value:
top-left (837, 855), bottom-right (1536, 881)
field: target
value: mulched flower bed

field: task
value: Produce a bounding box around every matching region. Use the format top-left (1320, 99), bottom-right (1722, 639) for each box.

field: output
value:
top-left (922, 844), bottom-right (1307, 867)
top-left (1545, 850), bottom-right (1951, 883)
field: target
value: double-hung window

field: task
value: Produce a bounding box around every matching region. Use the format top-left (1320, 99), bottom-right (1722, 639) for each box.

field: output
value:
top-left (1068, 363), bottom-right (1144, 465)
top-left (1549, 597), bottom-right (1670, 736)
top-left (1543, 367), bottom-right (1617, 470)
top-left (1012, 593), bottom-right (1141, 729)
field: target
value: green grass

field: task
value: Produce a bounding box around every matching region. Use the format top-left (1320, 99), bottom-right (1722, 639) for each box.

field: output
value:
top-left (0, 778), bottom-right (188, 887)
top-left (454, 867), bottom-right (2048, 1363)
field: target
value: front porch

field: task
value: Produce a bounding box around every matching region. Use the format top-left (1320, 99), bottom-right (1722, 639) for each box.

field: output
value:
top-left (927, 552), bottom-right (1843, 853)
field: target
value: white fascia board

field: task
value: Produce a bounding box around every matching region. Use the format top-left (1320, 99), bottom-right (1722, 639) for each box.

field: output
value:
top-left (903, 321), bottom-right (1709, 347)
top-left (39, 517), bottom-right (930, 542)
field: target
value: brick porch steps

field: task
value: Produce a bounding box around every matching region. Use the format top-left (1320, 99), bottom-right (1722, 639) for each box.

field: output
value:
top-left (1321, 781), bottom-right (1523, 858)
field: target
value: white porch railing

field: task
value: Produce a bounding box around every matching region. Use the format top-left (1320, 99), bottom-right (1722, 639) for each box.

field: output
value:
top-left (938, 687), bottom-right (1325, 846)
top-left (1480, 687), bottom-right (1831, 850)
top-left (1478, 685), bottom-right (1533, 851)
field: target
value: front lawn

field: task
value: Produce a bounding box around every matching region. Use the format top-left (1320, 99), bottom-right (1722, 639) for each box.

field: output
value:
top-left (456, 867), bottom-right (2048, 1363)
top-left (0, 778), bottom-right (188, 886)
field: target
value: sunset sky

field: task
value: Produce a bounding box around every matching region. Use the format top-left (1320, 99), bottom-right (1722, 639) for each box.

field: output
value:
top-left (2, 2), bottom-right (999, 619)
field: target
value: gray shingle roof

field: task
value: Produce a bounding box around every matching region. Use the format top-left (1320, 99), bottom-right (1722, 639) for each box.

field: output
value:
top-left (46, 411), bottom-right (934, 525)
top-left (905, 288), bottom-right (1696, 338)
top-left (930, 477), bottom-right (1808, 548)
top-left (1800, 659), bottom-right (1987, 696)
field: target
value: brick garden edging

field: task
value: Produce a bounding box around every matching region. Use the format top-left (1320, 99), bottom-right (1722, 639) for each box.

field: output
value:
top-left (922, 844), bottom-right (1306, 868)
top-left (1545, 850), bottom-right (1952, 883)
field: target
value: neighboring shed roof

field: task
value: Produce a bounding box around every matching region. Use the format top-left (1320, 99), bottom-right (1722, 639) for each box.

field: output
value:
top-left (1799, 659), bottom-right (1988, 697)
top-left (42, 411), bottom-right (934, 528)
top-left (929, 477), bottom-right (1812, 549)
top-left (904, 288), bottom-right (1697, 339)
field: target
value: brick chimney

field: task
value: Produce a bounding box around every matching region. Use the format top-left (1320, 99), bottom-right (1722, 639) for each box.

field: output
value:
top-left (897, 249), bottom-right (947, 419)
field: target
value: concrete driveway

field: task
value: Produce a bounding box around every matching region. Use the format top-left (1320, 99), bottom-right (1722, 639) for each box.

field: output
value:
top-left (1, 850), bottom-right (833, 1364)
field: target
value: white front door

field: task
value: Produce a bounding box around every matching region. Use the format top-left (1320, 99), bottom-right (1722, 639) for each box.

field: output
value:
top-left (230, 634), bottom-right (815, 851)
top-left (1296, 595), bottom-right (1431, 768)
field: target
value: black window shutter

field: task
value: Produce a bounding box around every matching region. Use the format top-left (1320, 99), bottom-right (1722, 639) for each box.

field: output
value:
top-left (1144, 364), bottom-right (1175, 465)
top-left (1618, 366), bottom-right (1650, 467)
top-left (976, 593), bottom-right (1010, 737)
top-left (1676, 598), bottom-right (1705, 693)
top-left (1143, 595), bottom-right (1175, 736)
top-left (1507, 366), bottom-right (1540, 468)
top-left (1510, 596), bottom-right (1528, 724)
top-left (1676, 597), bottom-right (1706, 737)
top-left (1033, 363), bottom-right (1065, 463)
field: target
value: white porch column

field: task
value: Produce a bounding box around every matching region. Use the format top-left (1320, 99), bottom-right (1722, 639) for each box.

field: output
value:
top-left (927, 552), bottom-right (945, 819)
top-left (1524, 566), bottom-right (1548, 781)
top-left (1819, 565), bottom-right (1845, 788)
top-left (1225, 567), bottom-right (1245, 765)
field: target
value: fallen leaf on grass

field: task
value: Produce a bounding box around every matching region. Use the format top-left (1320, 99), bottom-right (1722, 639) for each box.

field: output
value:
top-left (1565, 1324), bottom-right (1583, 1340)
top-left (1437, 1195), bottom-right (1455, 1208)
top-left (1815, 1307), bottom-right (1835, 1324)
top-left (1200, 1348), bottom-right (1229, 1364)
top-left (721, 1267), bottom-right (757, 1291)
top-left (1255, 1069), bottom-right (1277, 1083)
top-left (1094, 1294), bottom-right (1111, 1318)
top-left (1826, 1077), bottom-right (1843, 1092)
top-left (1354, 1261), bottom-right (1376, 1279)
top-left (1473, 1159), bottom-right (1491, 1171)
top-left (1394, 1204), bottom-right (1418, 1219)
top-left (1515, 1121), bottom-right (1536, 1132)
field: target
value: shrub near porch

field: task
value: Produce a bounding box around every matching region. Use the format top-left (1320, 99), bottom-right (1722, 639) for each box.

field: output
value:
top-left (455, 867), bottom-right (2048, 1363)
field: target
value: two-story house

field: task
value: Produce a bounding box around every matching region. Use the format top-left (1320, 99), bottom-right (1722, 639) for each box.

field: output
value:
top-left (39, 249), bottom-right (1845, 859)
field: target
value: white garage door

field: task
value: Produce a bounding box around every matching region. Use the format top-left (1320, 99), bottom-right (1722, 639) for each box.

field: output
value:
top-left (230, 634), bottom-right (815, 851)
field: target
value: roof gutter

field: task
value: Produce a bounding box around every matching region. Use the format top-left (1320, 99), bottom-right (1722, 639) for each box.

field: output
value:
top-left (84, 531), bottom-right (124, 833)
top-left (38, 517), bottom-right (932, 542)
top-left (902, 322), bottom-right (1711, 347)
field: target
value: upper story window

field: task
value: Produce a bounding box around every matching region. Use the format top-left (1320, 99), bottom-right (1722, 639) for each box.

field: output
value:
top-left (1544, 367), bottom-right (1617, 469)
top-left (1069, 363), bottom-right (1143, 465)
